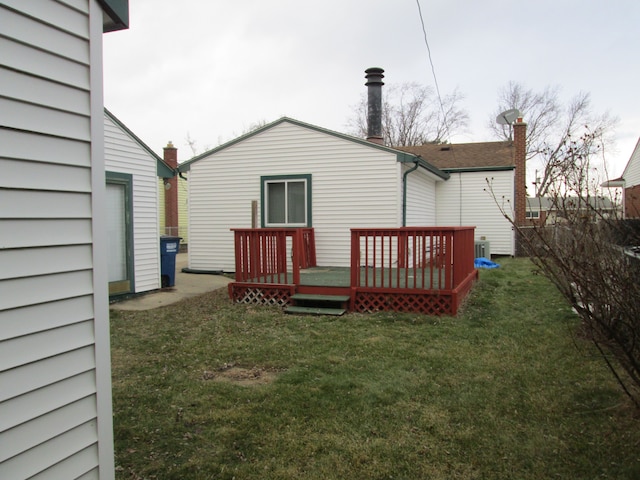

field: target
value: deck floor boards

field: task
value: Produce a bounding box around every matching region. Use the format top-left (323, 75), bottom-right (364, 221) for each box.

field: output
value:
top-left (246, 266), bottom-right (444, 289)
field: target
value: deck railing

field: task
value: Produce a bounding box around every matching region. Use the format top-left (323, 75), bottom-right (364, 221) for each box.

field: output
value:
top-left (350, 227), bottom-right (476, 291)
top-left (232, 228), bottom-right (316, 284)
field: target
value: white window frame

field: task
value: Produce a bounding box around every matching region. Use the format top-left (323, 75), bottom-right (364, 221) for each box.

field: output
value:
top-left (262, 175), bottom-right (311, 227)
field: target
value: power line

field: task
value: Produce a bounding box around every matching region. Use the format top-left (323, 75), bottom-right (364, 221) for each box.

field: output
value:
top-left (415, 0), bottom-right (453, 144)
top-left (415, 0), bottom-right (463, 223)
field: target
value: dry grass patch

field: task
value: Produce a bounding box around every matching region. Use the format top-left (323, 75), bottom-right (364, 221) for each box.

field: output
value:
top-left (202, 364), bottom-right (282, 386)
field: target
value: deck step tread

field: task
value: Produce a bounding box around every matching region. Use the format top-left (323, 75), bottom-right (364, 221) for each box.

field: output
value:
top-left (290, 294), bottom-right (351, 302)
top-left (285, 306), bottom-right (346, 316)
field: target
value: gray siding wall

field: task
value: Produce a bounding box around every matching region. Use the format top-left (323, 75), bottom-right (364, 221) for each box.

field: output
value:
top-left (188, 121), bottom-right (403, 271)
top-left (105, 113), bottom-right (161, 293)
top-left (436, 170), bottom-right (515, 256)
top-left (0, 1), bottom-right (114, 478)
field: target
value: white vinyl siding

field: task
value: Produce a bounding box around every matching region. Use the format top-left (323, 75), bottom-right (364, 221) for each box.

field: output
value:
top-left (105, 113), bottom-right (161, 293)
top-left (623, 139), bottom-right (640, 188)
top-left (188, 121), bottom-right (403, 271)
top-left (436, 170), bottom-right (515, 256)
top-left (0, 2), bottom-right (114, 479)
top-left (404, 166), bottom-right (438, 226)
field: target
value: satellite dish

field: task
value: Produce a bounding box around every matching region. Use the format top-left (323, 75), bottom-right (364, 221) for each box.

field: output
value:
top-left (496, 108), bottom-right (522, 125)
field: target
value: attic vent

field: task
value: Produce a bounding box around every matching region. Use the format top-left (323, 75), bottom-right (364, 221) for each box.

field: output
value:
top-left (440, 146), bottom-right (451, 151)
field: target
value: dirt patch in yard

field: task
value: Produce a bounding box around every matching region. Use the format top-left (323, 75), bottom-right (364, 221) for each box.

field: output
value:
top-left (202, 364), bottom-right (280, 386)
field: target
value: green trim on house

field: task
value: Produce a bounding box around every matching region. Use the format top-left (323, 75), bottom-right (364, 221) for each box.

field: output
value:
top-left (104, 108), bottom-right (175, 178)
top-left (397, 151), bottom-right (450, 180)
top-left (177, 117), bottom-right (449, 180)
top-left (156, 160), bottom-right (175, 178)
top-left (441, 165), bottom-right (515, 173)
top-left (106, 171), bottom-right (135, 296)
top-left (260, 174), bottom-right (312, 227)
top-left (100, 0), bottom-right (129, 32)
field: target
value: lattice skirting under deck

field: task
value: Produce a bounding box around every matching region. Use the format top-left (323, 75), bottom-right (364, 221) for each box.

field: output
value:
top-left (228, 278), bottom-right (478, 316)
top-left (353, 290), bottom-right (453, 315)
top-left (229, 284), bottom-right (294, 307)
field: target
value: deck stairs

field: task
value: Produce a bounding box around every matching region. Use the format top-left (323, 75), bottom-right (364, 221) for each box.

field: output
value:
top-left (285, 293), bottom-right (351, 316)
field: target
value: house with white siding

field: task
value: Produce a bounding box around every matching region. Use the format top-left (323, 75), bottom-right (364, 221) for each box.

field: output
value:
top-left (398, 134), bottom-right (527, 257)
top-left (177, 117), bottom-right (450, 272)
top-left (104, 109), bottom-right (175, 297)
top-left (178, 116), bottom-right (524, 272)
top-left (604, 137), bottom-right (640, 218)
top-left (178, 68), bottom-right (525, 273)
top-left (1, 1), bottom-right (128, 479)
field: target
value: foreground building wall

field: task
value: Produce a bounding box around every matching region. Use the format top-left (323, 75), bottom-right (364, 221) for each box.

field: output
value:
top-left (104, 110), bottom-right (162, 295)
top-left (0, 1), bottom-right (127, 478)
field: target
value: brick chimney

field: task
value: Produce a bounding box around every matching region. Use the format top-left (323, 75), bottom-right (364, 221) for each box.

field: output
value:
top-left (365, 67), bottom-right (384, 145)
top-left (163, 141), bottom-right (179, 237)
top-left (513, 118), bottom-right (527, 228)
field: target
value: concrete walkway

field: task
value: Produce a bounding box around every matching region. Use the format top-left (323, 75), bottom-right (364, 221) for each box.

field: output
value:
top-left (109, 253), bottom-right (231, 311)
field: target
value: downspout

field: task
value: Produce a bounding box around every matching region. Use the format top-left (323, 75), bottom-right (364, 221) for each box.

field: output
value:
top-left (402, 159), bottom-right (420, 227)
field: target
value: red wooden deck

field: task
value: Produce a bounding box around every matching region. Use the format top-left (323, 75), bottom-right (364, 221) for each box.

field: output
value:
top-left (229, 227), bottom-right (478, 315)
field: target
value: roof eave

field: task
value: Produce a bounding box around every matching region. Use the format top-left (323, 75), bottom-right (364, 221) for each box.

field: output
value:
top-left (177, 117), bottom-right (448, 180)
top-left (104, 108), bottom-right (176, 178)
top-left (397, 152), bottom-right (449, 180)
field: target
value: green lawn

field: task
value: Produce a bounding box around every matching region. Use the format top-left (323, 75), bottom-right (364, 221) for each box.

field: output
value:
top-left (110, 258), bottom-right (640, 479)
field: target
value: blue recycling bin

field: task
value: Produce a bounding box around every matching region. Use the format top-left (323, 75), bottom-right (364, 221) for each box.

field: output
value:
top-left (160, 236), bottom-right (181, 287)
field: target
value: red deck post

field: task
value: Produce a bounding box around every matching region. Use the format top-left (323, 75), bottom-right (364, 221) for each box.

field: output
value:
top-left (350, 229), bottom-right (360, 287)
top-left (292, 229), bottom-right (301, 285)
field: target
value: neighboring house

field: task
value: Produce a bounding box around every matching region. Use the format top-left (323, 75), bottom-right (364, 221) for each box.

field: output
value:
top-left (525, 196), bottom-right (618, 225)
top-left (525, 197), bottom-right (550, 225)
top-left (1, 2), bottom-right (128, 479)
top-left (104, 109), bottom-right (175, 297)
top-left (178, 117), bottom-right (450, 272)
top-left (158, 144), bottom-right (189, 245)
top-left (604, 137), bottom-right (640, 218)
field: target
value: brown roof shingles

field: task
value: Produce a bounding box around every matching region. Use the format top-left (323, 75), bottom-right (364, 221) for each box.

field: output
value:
top-left (396, 141), bottom-right (515, 170)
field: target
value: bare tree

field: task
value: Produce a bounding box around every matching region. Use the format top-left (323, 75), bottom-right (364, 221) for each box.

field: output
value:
top-left (486, 130), bottom-right (640, 409)
top-left (184, 132), bottom-right (211, 157)
top-left (185, 119), bottom-right (269, 157)
top-left (347, 83), bottom-right (469, 146)
top-left (487, 82), bottom-right (618, 197)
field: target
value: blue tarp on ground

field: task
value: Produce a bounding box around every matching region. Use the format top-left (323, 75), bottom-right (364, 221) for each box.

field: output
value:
top-left (475, 257), bottom-right (500, 269)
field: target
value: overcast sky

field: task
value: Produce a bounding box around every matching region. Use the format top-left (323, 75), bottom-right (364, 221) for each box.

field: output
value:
top-left (103, 0), bottom-right (639, 177)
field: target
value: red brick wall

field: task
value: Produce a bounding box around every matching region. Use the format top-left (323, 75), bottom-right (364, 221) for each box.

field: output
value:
top-left (163, 143), bottom-right (179, 236)
top-left (513, 118), bottom-right (527, 227)
top-left (625, 185), bottom-right (640, 218)
top-left (513, 118), bottom-right (528, 256)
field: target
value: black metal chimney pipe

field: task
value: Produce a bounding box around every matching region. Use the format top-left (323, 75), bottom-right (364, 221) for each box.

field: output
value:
top-left (365, 67), bottom-right (385, 145)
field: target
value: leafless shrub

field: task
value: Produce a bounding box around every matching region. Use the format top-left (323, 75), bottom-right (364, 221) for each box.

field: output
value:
top-left (488, 130), bottom-right (640, 408)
